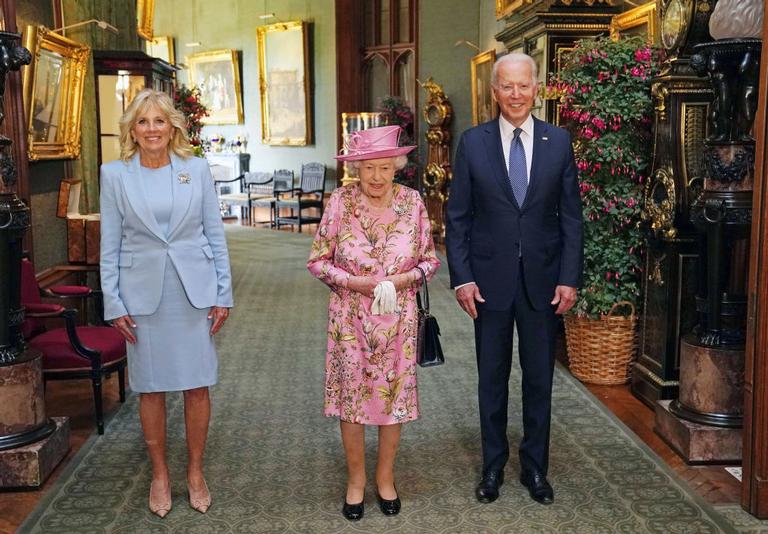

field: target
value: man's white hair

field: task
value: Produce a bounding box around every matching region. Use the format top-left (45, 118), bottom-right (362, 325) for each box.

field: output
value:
top-left (491, 52), bottom-right (538, 87)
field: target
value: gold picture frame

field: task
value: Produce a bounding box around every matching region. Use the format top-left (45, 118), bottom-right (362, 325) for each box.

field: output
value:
top-left (22, 25), bottom-right (90, 161)
top-left (495, 0), bottom-right (534, 19)
top-left (187, 49), bottom-right (244, 125)
top-left (471, 49), bottom-right (498, 126)
top-left (136, 0), bottom-right (155, 40)
top-left (610, 2), bottom-right (659, 44)
top-left (256, 21), bottom-right (312, 146)
top-left (146, 35), bottom-right (175, 64)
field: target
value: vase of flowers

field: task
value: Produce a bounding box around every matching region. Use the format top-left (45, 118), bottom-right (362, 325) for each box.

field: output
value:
top-left (548, 36), bottom-right (662, 384)
top-left (174, 85), bottom-right (209, 157)
top-left (379, 96), bottom-right (419, 188)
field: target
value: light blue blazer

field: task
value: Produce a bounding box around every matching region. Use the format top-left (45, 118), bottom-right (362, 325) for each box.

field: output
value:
top-left (99, 152), bottom-right (234, 321)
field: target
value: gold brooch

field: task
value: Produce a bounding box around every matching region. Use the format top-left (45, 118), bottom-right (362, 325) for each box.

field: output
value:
top-left (177, 172), bottom-right (191, 184)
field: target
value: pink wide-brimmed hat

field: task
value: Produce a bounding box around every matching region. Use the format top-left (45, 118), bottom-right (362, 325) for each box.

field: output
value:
top-left (335, 125), bottom-right (416, 161)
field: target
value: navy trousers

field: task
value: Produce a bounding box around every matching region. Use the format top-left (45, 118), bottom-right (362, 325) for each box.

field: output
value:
top-left (473, 261), bottom-right (557, 476)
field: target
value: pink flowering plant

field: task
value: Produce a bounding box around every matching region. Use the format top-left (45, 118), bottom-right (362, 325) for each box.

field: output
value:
top-left (174, 84), bottom-right (209, 157)
top-left (379, 96), bottom-right (419, 188)
top-left (548, 36), bottom-right (662, 318)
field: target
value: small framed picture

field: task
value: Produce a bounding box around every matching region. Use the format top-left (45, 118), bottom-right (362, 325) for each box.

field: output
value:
top-left (471, 49), bottom-right (498, 126)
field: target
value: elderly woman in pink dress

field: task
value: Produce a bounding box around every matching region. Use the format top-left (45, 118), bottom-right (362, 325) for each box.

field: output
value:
top-left (308, 125), bottom-right (440, 521)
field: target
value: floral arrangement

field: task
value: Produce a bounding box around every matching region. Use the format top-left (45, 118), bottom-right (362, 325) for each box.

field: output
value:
top-left (174, 85), bottom-right (209, 157)
top-left (548, 36), bottom-right (662, 318)
top-left (378, 96), bottom-right (419, 188)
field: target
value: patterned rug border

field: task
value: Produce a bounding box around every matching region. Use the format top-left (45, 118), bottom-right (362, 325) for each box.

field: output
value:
top-left (553, 362), bottom-right (738, 533)
top-left (17, 226), bottom-right (742, 533)
top-left (18, 390), bottom-right (137, 532)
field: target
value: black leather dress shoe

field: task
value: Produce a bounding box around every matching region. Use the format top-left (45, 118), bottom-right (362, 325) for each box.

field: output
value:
top-left (342, 497), bottom-right (364, 521)
top-left (475, 470), bottom-right (504, 503)
top-left (376, 491), bottom-right (401, 515)
top-left (519, 471), bottom-right (554, 505)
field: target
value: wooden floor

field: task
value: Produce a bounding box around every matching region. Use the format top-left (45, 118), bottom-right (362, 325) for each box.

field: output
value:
top-left (0, 216), bottom-right (742, 532)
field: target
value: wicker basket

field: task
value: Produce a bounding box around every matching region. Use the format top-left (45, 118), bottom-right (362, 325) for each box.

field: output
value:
top-left (563, 301), bottom-right (638, 385)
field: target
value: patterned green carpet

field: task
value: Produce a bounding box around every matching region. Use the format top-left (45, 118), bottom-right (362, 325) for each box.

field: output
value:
top-left (20, 226), bottom-right (749, 533)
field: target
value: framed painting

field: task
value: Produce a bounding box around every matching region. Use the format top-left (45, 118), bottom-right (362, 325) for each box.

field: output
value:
top-left (22, 25), bottom-right (90, 160)
top-left (136, 0), bottom-right (155, 40)
top-left (146, 36), bottom-right (175, 64)
top-left (187, 49), bottom-right (244, 125)
top-left (256, 21), bottom-right (312, 146)
top-left (610, 1), bottom-right (659, 45)
top-left (471, 49), bottom-right (497, 126)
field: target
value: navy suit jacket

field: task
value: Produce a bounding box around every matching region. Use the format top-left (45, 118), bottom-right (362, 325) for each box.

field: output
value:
top-left (99, 153), bottom-right (233, 321)
top-left (445, 116), bottom-right (583, 311)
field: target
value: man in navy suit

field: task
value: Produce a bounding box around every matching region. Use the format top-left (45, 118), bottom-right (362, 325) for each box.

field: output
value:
top-left (446, 53), bottom-right (583, 505)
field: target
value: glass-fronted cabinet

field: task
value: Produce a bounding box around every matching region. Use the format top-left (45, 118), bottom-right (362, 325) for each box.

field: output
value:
top-left (93, 51), bottom-right (177, 165)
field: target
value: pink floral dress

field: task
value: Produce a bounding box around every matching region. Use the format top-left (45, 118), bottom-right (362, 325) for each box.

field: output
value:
top-left (307, 183), bottom-right (440, 425)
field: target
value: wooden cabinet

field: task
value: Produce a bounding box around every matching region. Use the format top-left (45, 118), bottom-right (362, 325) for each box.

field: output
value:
top-left (93, 50), bottom-right (177, 166)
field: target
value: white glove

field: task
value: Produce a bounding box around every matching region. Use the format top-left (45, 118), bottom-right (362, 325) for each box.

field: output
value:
top-left (371, 280), bottom-right (398, 315)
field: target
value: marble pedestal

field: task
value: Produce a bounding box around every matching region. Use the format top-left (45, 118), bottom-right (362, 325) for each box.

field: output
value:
top-left (655, 400), bottom-right (742, 463)
top-left (0, 417), bottom-right (70, 487)
top-left (0, 350), bottom-right (71, 487)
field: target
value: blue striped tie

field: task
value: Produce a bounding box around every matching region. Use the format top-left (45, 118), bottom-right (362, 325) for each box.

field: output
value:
top-left (508, 128), bottom-right (527, 207)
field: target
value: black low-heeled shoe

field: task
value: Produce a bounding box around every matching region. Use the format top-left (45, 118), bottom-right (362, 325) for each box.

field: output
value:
top-left (376, 489), bottom-right (401, 516)
top-left (342, 496), bottom-right (365, 521)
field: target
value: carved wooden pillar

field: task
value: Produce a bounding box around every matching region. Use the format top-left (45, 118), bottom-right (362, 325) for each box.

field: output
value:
top-left (420, 78), bottom-right (452, 241)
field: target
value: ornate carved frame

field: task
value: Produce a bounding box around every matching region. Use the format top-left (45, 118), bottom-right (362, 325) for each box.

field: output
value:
top-left (470, 49), bottom-right (497, 126)
top-left (610, 1), bottom-right (659, 44)
top-left (187, 48), bottom-right (244, 125)
top-left (21, 25), bottom-right (89, 161)
top-left (256, 21), bottom-right (311, 145)
top-left (137, 0), bottom-right (155, 41)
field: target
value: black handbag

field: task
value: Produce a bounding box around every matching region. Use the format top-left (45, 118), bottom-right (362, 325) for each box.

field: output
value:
top-left (415, 267), bottom-right (445, 367)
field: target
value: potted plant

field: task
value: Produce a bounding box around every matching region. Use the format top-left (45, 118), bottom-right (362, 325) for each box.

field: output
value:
top-left (548, 36), bottom-right (662, 384)
top-left (174, 84), bottom-right (209, 157)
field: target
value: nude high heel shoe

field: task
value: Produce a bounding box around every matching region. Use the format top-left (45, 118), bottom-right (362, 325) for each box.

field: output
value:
top-left (187, 479), bottom-right (211, 513)
top-left (149, 481), bottom-right (172, 518)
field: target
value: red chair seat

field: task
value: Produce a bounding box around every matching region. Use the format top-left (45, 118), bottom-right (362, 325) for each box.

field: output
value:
top-left (49, 285), bottom-right (91, 296)
top-left (30, 327), bottom-right (126, 370)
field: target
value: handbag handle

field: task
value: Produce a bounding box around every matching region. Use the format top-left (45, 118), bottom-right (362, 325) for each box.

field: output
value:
top-left (415, 267), bottom-right (429, 314)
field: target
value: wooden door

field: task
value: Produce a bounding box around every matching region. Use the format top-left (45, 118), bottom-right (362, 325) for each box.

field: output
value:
top-left (742, 13), bottom-right (768, 519)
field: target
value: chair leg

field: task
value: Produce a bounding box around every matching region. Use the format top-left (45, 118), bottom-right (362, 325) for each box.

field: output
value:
top-left (118, 366), bottom-right (126, 403)
top-left (92, 373), bottom-right (105, 434)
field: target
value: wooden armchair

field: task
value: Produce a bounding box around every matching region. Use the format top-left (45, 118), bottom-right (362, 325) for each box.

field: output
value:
top-left (275, 163), bottom-right (327, 233)
top-left (20, 259), bottom-right (126, 435)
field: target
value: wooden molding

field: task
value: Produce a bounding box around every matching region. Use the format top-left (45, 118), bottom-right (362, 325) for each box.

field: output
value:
top-left (742, 9), bottom-right (768, 520)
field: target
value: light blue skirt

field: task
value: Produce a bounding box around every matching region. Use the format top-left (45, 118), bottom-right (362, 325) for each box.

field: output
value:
top-left (127, 260), bottom-right (218, 393)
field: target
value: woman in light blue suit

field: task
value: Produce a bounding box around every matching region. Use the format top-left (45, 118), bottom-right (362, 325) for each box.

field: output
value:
top-left (100, 89), bottom-right (232, 518)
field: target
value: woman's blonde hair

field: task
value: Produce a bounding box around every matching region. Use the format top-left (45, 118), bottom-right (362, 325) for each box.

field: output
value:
top-left (118, 89), bottom-right (194, 161)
